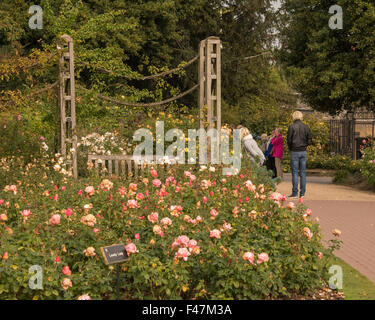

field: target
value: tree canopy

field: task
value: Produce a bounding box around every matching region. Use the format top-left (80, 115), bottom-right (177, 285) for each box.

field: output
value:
top-left (279, 0), bottom-right (375, 114)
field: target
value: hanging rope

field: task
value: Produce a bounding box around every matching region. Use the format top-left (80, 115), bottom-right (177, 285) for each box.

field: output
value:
top-left (78, 83), bottom-right (199, 107)
top-left (77, 54), bottom-right (199, 81)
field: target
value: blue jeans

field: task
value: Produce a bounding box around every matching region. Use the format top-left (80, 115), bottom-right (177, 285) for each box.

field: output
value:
top-left (290, 151), bottom-right (307, 196)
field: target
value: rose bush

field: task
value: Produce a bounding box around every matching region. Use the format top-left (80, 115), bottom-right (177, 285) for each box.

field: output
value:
top-left (0, 149), bottom-right (341, 300)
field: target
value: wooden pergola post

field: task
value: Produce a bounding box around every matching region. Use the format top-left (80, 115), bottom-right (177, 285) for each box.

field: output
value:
top-left (57, 35), bottom-right (77, 178)
top-left (198, 37), bottom-right (222, 161)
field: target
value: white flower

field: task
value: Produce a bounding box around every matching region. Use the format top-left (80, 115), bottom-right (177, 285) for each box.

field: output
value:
top-left (54, 164), bottom-right (61, 171)
top-left (209, 166), bottom-right (216, 172)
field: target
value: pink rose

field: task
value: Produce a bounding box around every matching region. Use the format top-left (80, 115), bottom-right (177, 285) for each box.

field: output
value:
top-left (85, 186), bottom-right (95, 195)
top-left (242, 252), bottom-right (254, 264)
top-left (257, 252), bottom-right (269, 264)
top-left (135, 233), bottom-right (140, 240)
top-left (61, 278), bottom-right (72, 290)
top-left (136, 193), bottom-right (144, 200)
top-left (127, 199), bottom-right (139, 208)
top-left (21, 210), bottom-right (32, 218)
top-left (305, 208), bottom-right (312, 216)
top-left (65, 208), bottom-right (73, 217)
top-left (209, 229), bottom-right (221, 239)
top-left (175, 247), bottom-right (191, 261)
top-left (161, 217), bottom-right (172, 226)
top-left (152, 179), bottom-right (162, 188)
top-left (150, 169), bottom-right (158, 178)
top-left (287, 202), bottom-right (295, 210)
top-left (210, 209), bottom-right (219, 219)
top-left (187, 239), bottom-right (197, 249)
top-left (77, 294), bottom-right (92, 300)
top-left (62, 265), bottom-right (71, 275)
top-left (129, 183), bottom-right (137, 191)
top-left (125, 243), bottom-right (138, 255)
top-left (49, 214), bottom-right (61, 225)
top-left (83, 247), bottom-right (96, 257)
top-left (147, 212), bottom-right (159, 223)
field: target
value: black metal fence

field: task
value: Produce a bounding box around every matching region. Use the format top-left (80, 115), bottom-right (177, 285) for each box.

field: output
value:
top-left (329, 111), bottom-right (375, 160)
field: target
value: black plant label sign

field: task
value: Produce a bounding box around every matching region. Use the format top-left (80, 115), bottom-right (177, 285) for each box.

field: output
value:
top-left (100, 244), bottom-right (129, 265)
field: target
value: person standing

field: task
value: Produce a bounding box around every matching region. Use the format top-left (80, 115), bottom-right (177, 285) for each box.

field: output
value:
top-left (240, 127), bottom-right (265, 166)
top-left (260, 134), bottom-right (268, 153)
top-left (287, 111), bottom-right (312, 198)
top-left (265, 130), bottom-right (277, 178)
top-left (271, 128), bottom-right (284, 179)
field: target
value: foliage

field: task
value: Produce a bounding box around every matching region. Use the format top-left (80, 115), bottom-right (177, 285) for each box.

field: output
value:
top-left (0, 138), bottom-right (340, 299)
top-left (278, 0), bottom-right (375, 114)
top-left (358, 138), bottom-right (375, 189)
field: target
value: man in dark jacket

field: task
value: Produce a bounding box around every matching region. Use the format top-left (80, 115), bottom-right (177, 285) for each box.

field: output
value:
top-left (287, 111), bottom-right (312, 198)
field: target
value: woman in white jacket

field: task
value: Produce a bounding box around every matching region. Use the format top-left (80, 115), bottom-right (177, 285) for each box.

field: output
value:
top-left (240, 127), bottom-right (265, 166)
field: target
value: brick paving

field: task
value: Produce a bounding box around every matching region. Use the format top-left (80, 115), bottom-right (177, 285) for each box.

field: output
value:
top-left (277, 174), bottom-right (375, 284)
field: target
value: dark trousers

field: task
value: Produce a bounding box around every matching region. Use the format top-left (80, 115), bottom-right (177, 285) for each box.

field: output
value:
top-left (265, 156), bottom-right (276, 178)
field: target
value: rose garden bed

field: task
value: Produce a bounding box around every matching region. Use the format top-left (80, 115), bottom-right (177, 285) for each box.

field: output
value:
top-left (0, 152), bottom-right (342, 300)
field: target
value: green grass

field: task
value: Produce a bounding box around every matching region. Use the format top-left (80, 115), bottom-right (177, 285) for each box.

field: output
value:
top-left (332, 257), bottom-right (375, 300)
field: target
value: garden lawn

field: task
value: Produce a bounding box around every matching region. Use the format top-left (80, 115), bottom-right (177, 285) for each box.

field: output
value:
top-left (332, 257), bottom-right (375, 300)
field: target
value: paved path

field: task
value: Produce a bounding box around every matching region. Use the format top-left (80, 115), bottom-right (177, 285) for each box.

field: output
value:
top-left (277, 174), bottom-right (375, 284)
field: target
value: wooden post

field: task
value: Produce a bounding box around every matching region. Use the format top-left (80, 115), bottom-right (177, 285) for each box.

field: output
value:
top-left (58, 35), bottom-right (78, 178)
top-left (198, 37), bottom-right (222, 162)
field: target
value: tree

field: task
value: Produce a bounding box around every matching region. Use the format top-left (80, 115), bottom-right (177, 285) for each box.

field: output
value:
top-left (278, 0), bottom-right (375, 114)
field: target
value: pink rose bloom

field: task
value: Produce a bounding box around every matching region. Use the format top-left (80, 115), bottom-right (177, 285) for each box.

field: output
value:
top-left (129, 183), bottom-right (137, 191)
top-left (0, 213), bottom-right (8, 221)
top-left (152, 179), bottom-right (162, 188)
top-left (77, 294), bottom-right (92, 300)
top-left (305, 208), bottom-right (312, 216)
top-left (85, 186), bottom-right (95, 195)
top-left (242, 252), bottom-right (254, 264)
top-left (318, 252), bottom-right (323, 259)
top-left (184, 171), bottom-right (191, 178)
top-left (93, 228), bottom-right (99, 233)
top-left (53, 194), bottom-right (59, 201)
top-left (257, 252), bottom-right (269, 264)
top-left (9, 185), bottom-right (18, 194)
top-left (125, 243), bottom-right (138, 255)
top-left (65, 208), bottom-right (73, 217)
top-left (80, 214), bottom-right (97, 227)
top-left (127, 199), bottom-right (139, 208)
top-left (49, 214), bottom-right (61, 225)
top-left (203, 196), bottom-right (208, 203)
top-left (148, 212), bottom-right (159, 223)
top-left (136, 193), bottom-right (144, 200)
top-left (135, 233), bottom-right (140, 240)
top-left (176, 236), bottom-right (190, 247)
top-left (175, 247), bottom-right (191, 261)
top-left (62, 265), bottom-right (71, 275)
top-left (161, 217), bottom-right (172, 226)
top-left (270, 192), bottom-right (283, 201)
top-left (299, 197), bottom-right (304, 204)
top-left (286, 202), bottom-right (295, 210)
top-left (222, 222), bottom-right (232, 231)
top-left (83, 247), bottom-right (96, 257)
top-left (150, 169), bottom-right (158, 178)
top-left (196, 216), bottom-right (203, 222)
top-left (209, 229), bottom-right (221, 239)
top-left (61, 278), bottom-right (72, 290)
top-left (189, 175), bottom-right (196, 182)
top-left (210, 209), bottom-right (219, 219)
top-left (0, 199), bottom-right (4, 205)
top-left (153, 224), bottom-right (163, 236)
top-left (21, 209), bottom-right (32, 218)
top-left (303, 227), bottom-right (313, 241)
top-left (187, 239), bottom-right (197, 249)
